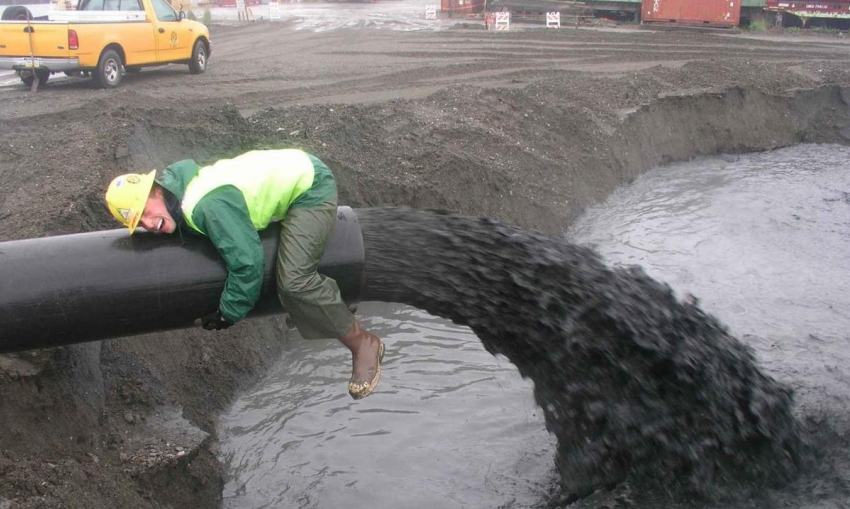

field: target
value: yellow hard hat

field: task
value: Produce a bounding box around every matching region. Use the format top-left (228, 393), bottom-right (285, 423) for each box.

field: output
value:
top-left (105, 170), bottom-right (156, 234)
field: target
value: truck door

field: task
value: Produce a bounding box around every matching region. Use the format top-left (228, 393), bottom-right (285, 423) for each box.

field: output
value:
top-left (149, 0), bottom-right (189, 63)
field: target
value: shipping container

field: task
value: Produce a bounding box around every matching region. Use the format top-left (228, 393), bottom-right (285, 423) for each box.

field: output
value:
top-left (641, 0), bottom-right (742, 27)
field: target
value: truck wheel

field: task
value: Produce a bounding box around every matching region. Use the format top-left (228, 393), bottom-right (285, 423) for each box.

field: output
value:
top-left (93, 49), bottom-right (123, 89)
top-left (188, 39), bottom-right (207, 75)
top-left (21, 70), bottom-right (49, 88)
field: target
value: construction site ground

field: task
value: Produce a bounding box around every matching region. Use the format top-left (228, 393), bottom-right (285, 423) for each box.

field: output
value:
top-left (2, 12), bottom-right (850, 509)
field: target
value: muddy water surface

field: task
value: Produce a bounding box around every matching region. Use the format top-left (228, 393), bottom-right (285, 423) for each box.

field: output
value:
top-left (221, 144), bottom-right (849, 509)
top-left (568, 144), bottom-right (850, 415)
top-left (220, 304), bottom-right (558, 509)
top-left (566, 144), bottom-right (850, 507)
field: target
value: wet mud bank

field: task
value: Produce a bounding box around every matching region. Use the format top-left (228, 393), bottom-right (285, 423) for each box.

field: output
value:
top-left (1, 79), bottom-right (849, 508)
top-left (612, 86), bottom-right (850, 184)
top-left (248, 84), bottom-right (850, 236)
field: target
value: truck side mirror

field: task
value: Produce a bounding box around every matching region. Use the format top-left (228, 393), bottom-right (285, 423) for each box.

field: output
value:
top-left (178, 10), bottom-right (186, 20)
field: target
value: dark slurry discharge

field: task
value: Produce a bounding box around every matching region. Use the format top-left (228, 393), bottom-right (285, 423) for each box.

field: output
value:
top-left (357, 207), bottom-right (810, 502)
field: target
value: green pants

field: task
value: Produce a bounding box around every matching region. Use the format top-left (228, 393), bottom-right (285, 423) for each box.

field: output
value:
top-left (275, 193), bottom-right (355, 340)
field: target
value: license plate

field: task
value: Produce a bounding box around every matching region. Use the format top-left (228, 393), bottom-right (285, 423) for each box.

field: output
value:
top-left (17, 58), bottom-right (41, 68)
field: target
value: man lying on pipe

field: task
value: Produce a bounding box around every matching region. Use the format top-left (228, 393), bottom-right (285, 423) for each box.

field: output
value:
top-left (104, 149), bottom-right (385, 400)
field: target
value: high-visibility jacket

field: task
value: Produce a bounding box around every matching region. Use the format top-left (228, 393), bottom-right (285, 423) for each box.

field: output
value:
top-left (156, 149), bottom-right (336, 323)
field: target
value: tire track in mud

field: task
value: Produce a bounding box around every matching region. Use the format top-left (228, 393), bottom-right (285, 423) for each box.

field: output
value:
top-left (330, 48), bottom-right (848, 62)
top-left (225, 29), bottom-right (850, 111)
top-left (3, 25), bottom-right (850, 119)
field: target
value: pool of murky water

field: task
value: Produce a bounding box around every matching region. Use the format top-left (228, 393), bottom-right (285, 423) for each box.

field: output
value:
top-left (568, 144), bottom-right (850, 418)
top-left (220, 304), bottom-right (558, 509)
top-left (221, 144), bottom-right (850, 509)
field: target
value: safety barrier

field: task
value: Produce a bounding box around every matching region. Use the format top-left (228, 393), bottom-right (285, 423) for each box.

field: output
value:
top-left (494, 11), bottom-right (509, 30)
top-left (269, 0), bottom-right (280, 20)
top-left (425, 5), bottom-right (437, 20)
top-left (236, 0), bottom-right (254, 21)
top-left (546, 11), bottom-right (560, 28)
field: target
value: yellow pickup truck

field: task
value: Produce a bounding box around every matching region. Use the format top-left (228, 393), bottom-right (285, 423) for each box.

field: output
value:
top-left (0, 0), bottom-right (210, 88)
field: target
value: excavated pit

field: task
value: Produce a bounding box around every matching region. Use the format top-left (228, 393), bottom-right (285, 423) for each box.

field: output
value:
top-left (1, 75), bottom-right (849, 507)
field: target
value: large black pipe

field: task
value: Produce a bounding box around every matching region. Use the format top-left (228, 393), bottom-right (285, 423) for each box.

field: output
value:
top-left (0, 206), bottom-right (364, 353)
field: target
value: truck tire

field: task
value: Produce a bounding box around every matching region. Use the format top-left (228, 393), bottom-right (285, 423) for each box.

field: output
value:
top-left (188, 39), bottom-right (207, 75)
top-left (21, 70), bottom-right (49, 88)
top-left (93, 49), bottom-right (123, 89)
top-left (2, 6), bottom-right (32, 20)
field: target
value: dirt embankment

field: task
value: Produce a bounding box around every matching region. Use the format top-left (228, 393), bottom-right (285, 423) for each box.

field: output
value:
top-left (1, 24), bottom-right (850, 508)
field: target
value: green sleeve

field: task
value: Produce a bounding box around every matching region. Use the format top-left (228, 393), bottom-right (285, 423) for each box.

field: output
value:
top-left (191, 186), bottom-right (263, 324)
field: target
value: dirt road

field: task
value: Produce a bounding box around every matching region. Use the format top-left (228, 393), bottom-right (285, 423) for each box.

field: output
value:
top-left (3, 22), bottom-right (850, 119)
top-left (2, 12), bottom-right (850, 508)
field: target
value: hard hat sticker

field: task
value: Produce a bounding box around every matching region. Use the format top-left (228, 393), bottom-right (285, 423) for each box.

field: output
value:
top-left (118, 208), bottom-right (132, 222)
top-left (127, 175), bottom-right (141, 184)
top-left (115, 178), bottom-right (125, 188)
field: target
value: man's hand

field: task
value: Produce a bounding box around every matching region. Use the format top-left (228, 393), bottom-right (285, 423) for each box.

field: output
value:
top-left (200, 309), bottom-right (232, 331)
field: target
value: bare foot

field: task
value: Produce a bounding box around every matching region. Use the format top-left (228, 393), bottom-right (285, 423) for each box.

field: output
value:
top-left (339, 320), bottom-right (384, 399)
top-left (350, 333), bottom-right (381, 383)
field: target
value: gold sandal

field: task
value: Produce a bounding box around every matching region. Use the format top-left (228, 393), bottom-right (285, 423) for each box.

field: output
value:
top-left (348, 340), bottom-right (385, 400)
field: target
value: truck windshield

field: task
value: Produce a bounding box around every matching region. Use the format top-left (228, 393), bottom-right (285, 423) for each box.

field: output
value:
top-left (78, 0), bottom-right (143, 10)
